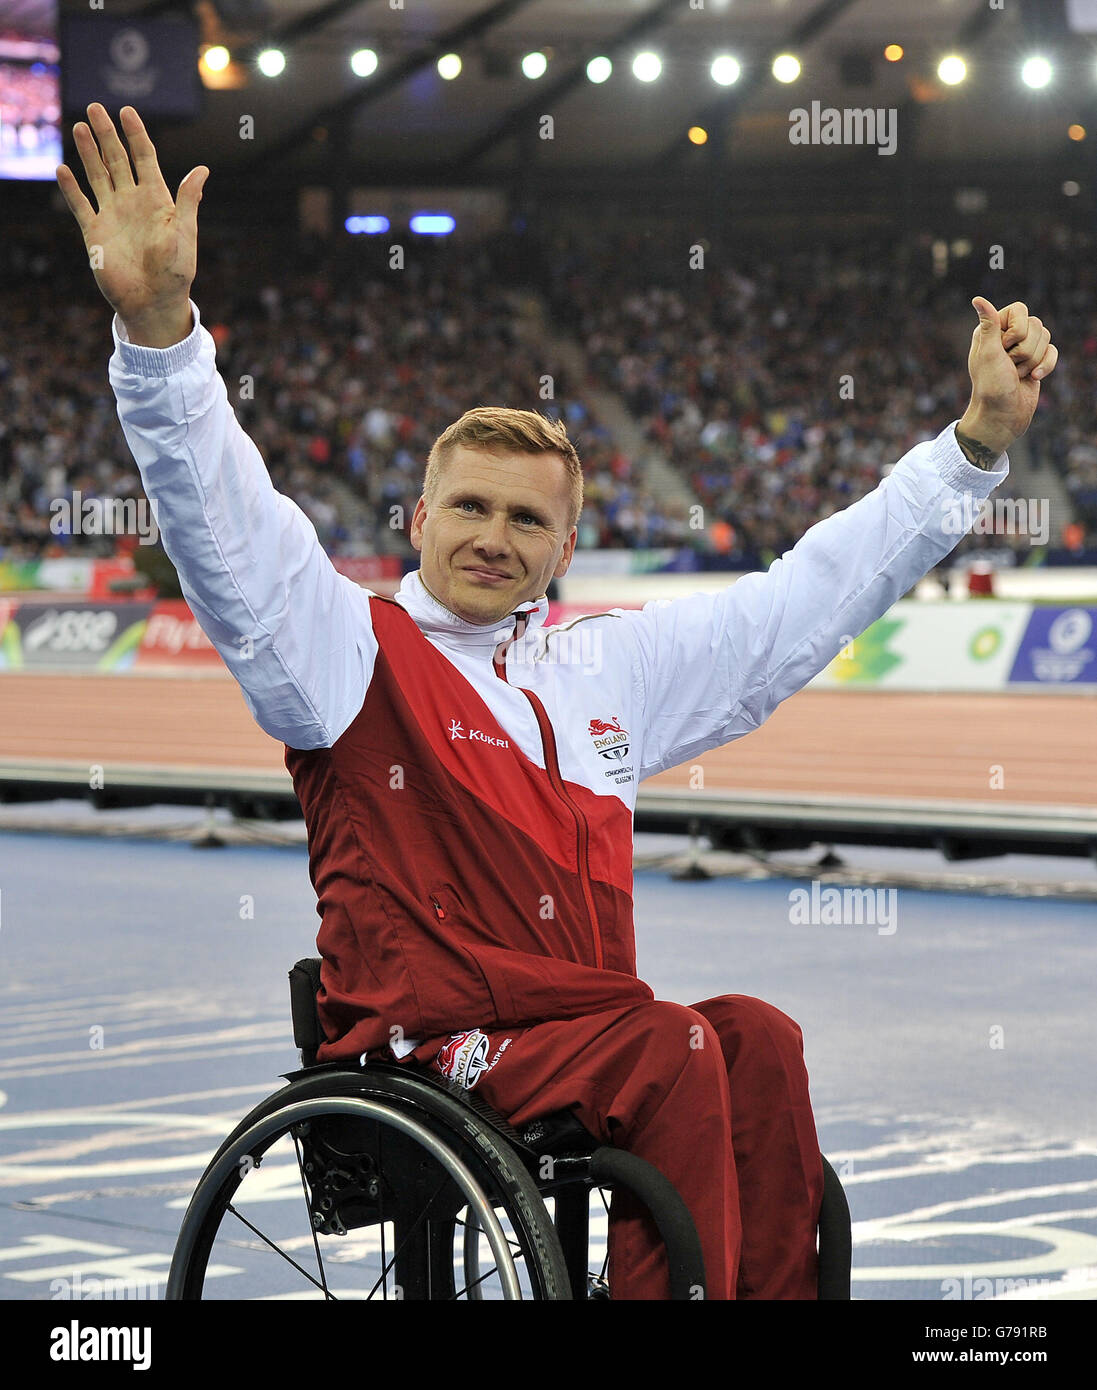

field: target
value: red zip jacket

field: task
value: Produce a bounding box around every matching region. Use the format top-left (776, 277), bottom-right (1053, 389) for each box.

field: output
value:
top-left (107, 299), bottom-right (1011, 1064)
top-left (287, 594), bottom-right (654, 1063)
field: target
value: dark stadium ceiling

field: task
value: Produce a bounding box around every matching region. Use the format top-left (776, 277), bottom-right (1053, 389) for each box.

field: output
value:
top-left (53, 0), bottom-right (1093, 187)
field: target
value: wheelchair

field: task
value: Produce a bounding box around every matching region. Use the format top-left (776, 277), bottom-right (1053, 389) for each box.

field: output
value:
top-left (166, 958), bottom-right (852, 1300)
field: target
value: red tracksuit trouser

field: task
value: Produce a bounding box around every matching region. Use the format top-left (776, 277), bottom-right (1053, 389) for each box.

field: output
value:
top-left (424, 994), bottom-right (824, 1299)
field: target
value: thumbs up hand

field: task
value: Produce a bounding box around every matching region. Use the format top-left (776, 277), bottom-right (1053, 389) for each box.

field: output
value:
top-left (955, 298), bottom-right (1057, 467)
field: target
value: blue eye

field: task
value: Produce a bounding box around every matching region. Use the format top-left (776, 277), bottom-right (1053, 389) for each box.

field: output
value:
top-left (456, 500), bottom-right (540, 525)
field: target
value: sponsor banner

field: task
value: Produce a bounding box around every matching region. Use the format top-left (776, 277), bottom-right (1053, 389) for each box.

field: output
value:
top-left (0, 553), bottom-right (387, 598)
top-left (134, 600), bottom-right (221, 669)
top-left (0, 558), bottom-right (94, 593)
top-left (0, 595), bottom-right (641, 672)
top-left (0, 556), bottom-right (153, 598)
top-left (810, 602), bottom-right (1032, 691)
top-left (1, 601), bottom-right (153, 671)
top-left (0, 560), bottom-right (44, 593)
top-left (87, 559), bottom-right (156, 601)
top-left (1008, 606), bottom-right (1097, 686)
top-left (41, 557), bottom-right (101, 594)
top-left (9, 593), bottom-right (1089, 692)
top-left (0, 599), bottom-right (18, 669)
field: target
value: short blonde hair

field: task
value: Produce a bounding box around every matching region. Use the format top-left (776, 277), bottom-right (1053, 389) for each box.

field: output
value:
top-left (424, 406), bottom-right (583, 531)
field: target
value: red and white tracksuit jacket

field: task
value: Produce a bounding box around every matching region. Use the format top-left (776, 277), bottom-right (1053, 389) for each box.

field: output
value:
top-left (109, 299), bottom-right (1009, 1297)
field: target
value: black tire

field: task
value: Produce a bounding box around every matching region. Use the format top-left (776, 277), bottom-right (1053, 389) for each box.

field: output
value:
top-left (167, 1069), bottom-right (572, 1300)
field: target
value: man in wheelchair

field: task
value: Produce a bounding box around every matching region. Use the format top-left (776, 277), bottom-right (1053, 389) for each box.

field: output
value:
top-left (109, 388), bottom-right (1032, 1297)
top-left (78, 105), bottom-right (1057, 1296)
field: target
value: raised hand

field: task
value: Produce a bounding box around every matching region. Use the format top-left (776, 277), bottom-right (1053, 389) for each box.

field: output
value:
top-left (56, 103), bottom-right (209, 347)
top-left (956, 297), bottom-right (1059, 466)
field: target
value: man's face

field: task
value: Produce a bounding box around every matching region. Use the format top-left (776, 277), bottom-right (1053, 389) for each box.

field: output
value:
top-left (409, 446), bottom-right (577, 625)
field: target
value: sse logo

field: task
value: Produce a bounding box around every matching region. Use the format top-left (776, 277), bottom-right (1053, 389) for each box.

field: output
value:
top-left (25, 608), bottom-right (118, 654)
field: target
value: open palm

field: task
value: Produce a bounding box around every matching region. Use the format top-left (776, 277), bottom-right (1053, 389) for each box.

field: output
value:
top-left (56, 103), bottom-right (208, 327)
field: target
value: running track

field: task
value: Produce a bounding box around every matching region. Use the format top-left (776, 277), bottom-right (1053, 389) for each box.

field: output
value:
top-left (1, 673), bottom-right (1094, 808)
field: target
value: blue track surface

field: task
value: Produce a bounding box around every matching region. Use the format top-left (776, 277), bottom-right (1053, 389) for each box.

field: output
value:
top-left (1, 830), bottom-right (1095, 1301)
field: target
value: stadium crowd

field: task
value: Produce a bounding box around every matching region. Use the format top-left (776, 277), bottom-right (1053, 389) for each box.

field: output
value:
top-left (539, 220), bottom-right (1087, 562)
top-left (0, 214), bottom-right (1090, 580)
top-left (0, 222), bottom-right (664, 565)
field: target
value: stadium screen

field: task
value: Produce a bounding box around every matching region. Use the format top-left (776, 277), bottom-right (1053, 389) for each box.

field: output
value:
top-left (0, 0), bottom-right (61, 181)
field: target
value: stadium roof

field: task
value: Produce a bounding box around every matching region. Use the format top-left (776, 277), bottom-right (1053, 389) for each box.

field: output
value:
top-left (49, 0), bottom-right (1089, 201)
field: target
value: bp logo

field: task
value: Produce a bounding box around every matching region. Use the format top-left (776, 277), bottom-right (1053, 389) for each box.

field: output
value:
top-left (969, 626), bottom-right (1003, 661)
top-left (434, 1030), bottom-right (491, 1089)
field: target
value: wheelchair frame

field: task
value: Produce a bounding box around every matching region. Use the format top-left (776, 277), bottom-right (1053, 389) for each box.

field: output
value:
top-left (165, 958), bottom-right (851, 1300)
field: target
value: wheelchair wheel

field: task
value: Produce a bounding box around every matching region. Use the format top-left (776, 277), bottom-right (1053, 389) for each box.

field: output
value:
top-left (167, 1069), bottom-right (572, 1300)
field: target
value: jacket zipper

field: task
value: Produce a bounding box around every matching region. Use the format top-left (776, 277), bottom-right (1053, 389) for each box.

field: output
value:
top-left (494, 649), bottom-right (603, 970)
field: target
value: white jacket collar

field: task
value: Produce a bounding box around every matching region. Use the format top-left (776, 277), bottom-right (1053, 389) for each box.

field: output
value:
top-left (394, 568), bottom-right (550, 649)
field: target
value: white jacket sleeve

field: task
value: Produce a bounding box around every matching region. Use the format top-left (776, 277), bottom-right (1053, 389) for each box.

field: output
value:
top-left (108, 299), bottom-right (377, 749)
top-left (620, 421), bottom-right (1010, 779)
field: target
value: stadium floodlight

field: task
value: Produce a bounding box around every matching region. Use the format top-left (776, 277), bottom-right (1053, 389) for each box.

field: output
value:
top-left (345, 216), bottom-right (390, 234)
top-left (586, 56), bottom-right (612, 84)
top-left (772, 54), bottom-right (801, 84)
top-left (257, 48), bottom-right (285, 77)
top-left (711, 55), bottom-right (741, 86)
top-left (521, 52), bottom-right (547, 79)
top-left (201, 45), bottom-right (230, 73)
top-left (410, 214), bottom-right (456, 235)
top-left (1021, 56), bottom-right (1052, 90)
top-left (937, 55), bottom-right (967, 85)
top-left (351, 49), bottom-right (378, 78)
top-left (632, 52), bottom-right (662, 82)
top-left (437, 53), bottom-right (462, 80)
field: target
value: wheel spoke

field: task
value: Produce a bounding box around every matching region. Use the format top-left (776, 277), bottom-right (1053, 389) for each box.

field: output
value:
top-left (597, 1187), bottom-right (611, 1283)
top-left (452, 1209), bottom-right (528, 1299)
top-left (365, 1172), bottom-right (451, 1300)
top-left (452, 1262), bottom-right (502, 1300)
top-left (455, 1212), bottom-right (524, 1260)
top-left (224, 1203), bottom-right (333, 1296)
top-left (293, 1127), bottom-right (333, 1300)
top-left (378, 1122), bottom-right (388, 1298)
top-left (172, 1083), bottom-right (570, 1300)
